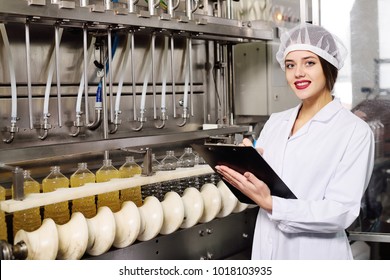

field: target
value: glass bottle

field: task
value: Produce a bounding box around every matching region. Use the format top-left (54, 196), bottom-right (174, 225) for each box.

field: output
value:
top-left (152, 153), bottom-right (160, 172)
top-left (160, 150), bottom-right (178, 171)
top-left (0, 185), bottom-right (7, 241)
top-left (70, 162), bottom-right (96, 218)
top-left (42, 166), bottom-right (70, 225)
top-left (96, 159), bottom-right (121, 212)
top-left (119, 156), bottom-right (142, 207)
top-left (194, 151), bottom-right (207, 165)
top-left (12, 170), bottom-right (42, 236)
top-left (178, 147), bottom-right (196, 168)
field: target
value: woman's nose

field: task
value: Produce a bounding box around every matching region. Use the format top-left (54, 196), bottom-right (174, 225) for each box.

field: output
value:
top-left (294, 65), bottom-right (305, 77)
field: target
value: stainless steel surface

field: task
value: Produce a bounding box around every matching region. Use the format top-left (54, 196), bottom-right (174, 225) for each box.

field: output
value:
top-left (348, 232), bottom-right (390, 243)
top-left (0, 127), bottom-right (249, 165)
top-left (86, 207), bottom-right (258, 260)
top-left (0, 1), bottom-right (273, 42)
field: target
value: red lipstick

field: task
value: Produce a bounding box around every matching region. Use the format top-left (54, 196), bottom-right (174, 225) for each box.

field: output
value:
top-left (294, 80), bottom-right (311, 90)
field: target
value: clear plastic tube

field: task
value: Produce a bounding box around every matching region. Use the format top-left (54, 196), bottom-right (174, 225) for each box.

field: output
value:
top-left (161, 36), bottom-right (169, 110)
top-left (183, 41), bottom-right (190, 109)
top-left (76, 32), bottom-right (96, 114)
top-left (0, 24), bottom-right (18, 122)
top-left (140, 43), bottom-right (153, 112)
top-left (43, 28), bottom-right (63, 117)
top-left (114, 33), bottom-right (131, 114)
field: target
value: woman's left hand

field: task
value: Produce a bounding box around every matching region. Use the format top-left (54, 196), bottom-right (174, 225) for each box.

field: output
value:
top-left (215, 165), bottom-right (273, 212)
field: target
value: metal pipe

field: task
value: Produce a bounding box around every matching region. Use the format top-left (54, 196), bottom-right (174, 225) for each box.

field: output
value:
top-left (155, 36), bottom-right (169, 129)
top-left (300, 0), bottom-right (307, 23)
top-left (111, 31), bottom-right (131, 134)
top-left (148, 0), bottom-right (155, 16)
top-left (185, 0), bottom-right (192, 18)
top-left (83, 24), bottom-right (90, 125)
top-left (80, 0), bottom-right (89, 7)
top-left (167, 0), bottom-right (173, 16)
top-left (102, 69), bottom-right (109, 140)
top-left (25, 20), bottom-right (33, 130)
top-left (0, 24), bottom-right (19, 143)
top-left (215, 42), bottom-right (222, 124)
top-left (55, 24), bottom-right (62, 127)
top-left (151, 31), bottom-right (157, 119)
top-left (107, 28), bottom-right (114, 123)
top-left (312, 0), bottom-right (321, 25)
top-left (170, 33), bottom-right (176, 118)
top-left (0, 163), bottom-right (24, 201)
top-left (130, 29), bottom-right (137, 123)
top-left (87, 106), bottom-right (102, 130)
top-left (128, 0), bottom-right (135, 13)
top-left (172, 0), bottom-right (180, 10)
top-left (191, 0), bottom-right (200, 13)
top-left (189, 37), bottom-right (194, 116)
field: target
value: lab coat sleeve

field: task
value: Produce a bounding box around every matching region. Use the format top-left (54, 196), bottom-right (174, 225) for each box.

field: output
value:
top-left (269, 123), bottom-right (375, 234)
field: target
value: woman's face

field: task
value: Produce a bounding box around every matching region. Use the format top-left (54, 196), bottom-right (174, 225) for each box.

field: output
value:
top-left (284, 50), bottom-right (328, 101)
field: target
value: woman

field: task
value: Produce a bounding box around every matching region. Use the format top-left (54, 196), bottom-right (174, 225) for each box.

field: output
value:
top-left (216, 23), bottom-right (375, 259)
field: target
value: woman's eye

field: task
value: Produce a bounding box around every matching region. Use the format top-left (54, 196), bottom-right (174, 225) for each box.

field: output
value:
top-left (285, 63), bottom-right (294, 69)
top-left (306, 61), bottom-right (315, 66)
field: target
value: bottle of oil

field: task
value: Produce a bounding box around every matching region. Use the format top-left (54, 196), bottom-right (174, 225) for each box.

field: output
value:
top-left (119, 156), bottom-right (142, 207)
top-left (42, 166), bottom-right (70, 225)
top-left (12, 170), bottom-right (42, 236)
top-left (0, 185), bottom-right (7, 241)
top-left (70, 162), bottom-right (96, 218)
top-left (96, 159), bottom-right (121, 212)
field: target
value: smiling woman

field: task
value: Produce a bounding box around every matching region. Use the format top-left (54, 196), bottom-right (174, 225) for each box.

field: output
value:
top-left (215, 22), bottom-right (375, 260)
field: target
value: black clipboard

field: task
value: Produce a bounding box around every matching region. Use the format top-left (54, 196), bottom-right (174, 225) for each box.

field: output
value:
top-left (192, 143), bottom-right (297, 204)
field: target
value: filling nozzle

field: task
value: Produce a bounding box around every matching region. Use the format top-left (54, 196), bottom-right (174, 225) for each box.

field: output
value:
top-left (177, 107), bottom-right (189, 127)
top-left (155, 108), bottom-right (168, 129)
top-left (69, 112), bottom-right (84, 137)
top-left (109, 111), bottom-right (122, 134)
top-left (87, 69), bottom-right (104, 131)
top-left (38, 113), bottom-right (52, 140)
top-left (3, 118), bottom-right (19, 144)
top-left (132, 109), bottom-right (146, 131)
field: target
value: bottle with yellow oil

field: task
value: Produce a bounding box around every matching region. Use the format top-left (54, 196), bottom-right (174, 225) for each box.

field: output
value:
top-left (119, 156), bottom-right (142, 207)
top-left (12, 170), bottom-right (42, 236)
top-left (42, 166), bottom-right (70, 225)
top-left (96, 159), bottom-right (120, 212)
top-left (70, 162), bottom-right (96, 218)
top-left (0, 185), bottom-right (7, 241)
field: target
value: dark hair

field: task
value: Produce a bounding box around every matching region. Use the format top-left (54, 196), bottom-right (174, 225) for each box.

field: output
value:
top-left (319, 56), bottom-right (338, 92)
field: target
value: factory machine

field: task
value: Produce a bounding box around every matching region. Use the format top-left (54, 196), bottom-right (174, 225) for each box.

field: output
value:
top-left (0, 0), bottom-right (299, 260)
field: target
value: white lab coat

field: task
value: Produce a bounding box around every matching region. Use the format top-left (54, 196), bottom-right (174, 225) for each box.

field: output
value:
top-left (252, 98), bottom-right (375, 259)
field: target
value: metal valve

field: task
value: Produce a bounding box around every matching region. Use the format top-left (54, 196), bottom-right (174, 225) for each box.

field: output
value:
top-left (0, 240), bottom-right (28, 260)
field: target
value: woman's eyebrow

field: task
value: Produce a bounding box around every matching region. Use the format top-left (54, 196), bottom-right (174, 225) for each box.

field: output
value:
top-left (285, 56), bottom-right (318, 63)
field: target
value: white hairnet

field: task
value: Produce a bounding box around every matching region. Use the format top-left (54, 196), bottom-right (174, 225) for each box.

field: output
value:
top-left (276, 23), bottom-right (348, 71)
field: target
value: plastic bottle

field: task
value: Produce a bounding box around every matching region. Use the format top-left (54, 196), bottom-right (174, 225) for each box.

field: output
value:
top-left (96, 159), bottom-right (121, 212)
top-left (42, 166), bottom-right (70, 225)
top-left (0, 185), bottom-right (7, 241)
top-left (178, 147), bottom-right (196, 168)
top-left (70, 162), bottom-right (96, 218)
top-left (12, 170), bottom-right (42, 236)
top-left (160, 150), bottom-right (178, 171)
top-left (119, 156), bottom-right (142, 207)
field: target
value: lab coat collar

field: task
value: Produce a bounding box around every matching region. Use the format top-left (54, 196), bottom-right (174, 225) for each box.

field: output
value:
top-left (284, 97), bottom-right (343, 123)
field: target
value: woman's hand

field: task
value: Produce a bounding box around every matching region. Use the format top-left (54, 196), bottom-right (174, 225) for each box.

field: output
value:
top-left (215, 165), bottom-right (272, 212)
top-left (239, 138), bottom-right (264, 156)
